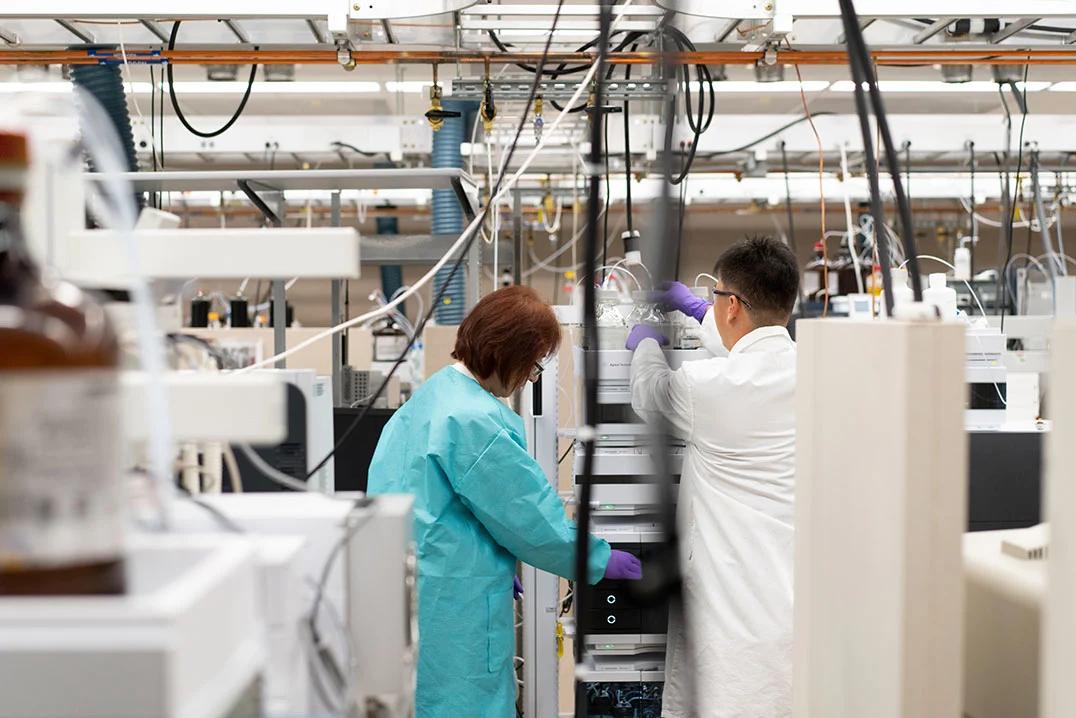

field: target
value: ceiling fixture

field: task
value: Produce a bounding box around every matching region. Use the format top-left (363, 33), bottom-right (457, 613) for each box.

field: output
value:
top-left (754, 61), bottom-right (786, 84)
top-left (204, 65), bottom-right (239, 82)
top-left (940, 65), bottom-right (974, 84)
top-left (263, 65), bottom-right (296, 83)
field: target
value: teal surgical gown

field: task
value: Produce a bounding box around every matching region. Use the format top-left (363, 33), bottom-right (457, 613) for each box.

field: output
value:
top-left (367, 365), bottom-right (611, 718)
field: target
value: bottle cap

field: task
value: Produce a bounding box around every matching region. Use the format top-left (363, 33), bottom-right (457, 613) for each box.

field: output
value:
top-left (0, 130), bottom-right (29, 193)
top-left (0, 130), bottom-right (29, 169)
top-left (929, 272), bottom-right (947, 289)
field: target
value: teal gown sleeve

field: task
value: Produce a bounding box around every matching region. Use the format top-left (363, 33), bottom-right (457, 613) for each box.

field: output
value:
top-left (447, 426), bottom-right (611, 585)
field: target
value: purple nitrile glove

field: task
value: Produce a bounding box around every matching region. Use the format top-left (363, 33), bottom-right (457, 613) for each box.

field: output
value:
top-left (513, 576), bottom-right (524, 600)
top-left (658, 281), bottom-right (710, 323)
top-left (604, 550), bottom-right (643, 581)
top-left (625, 324), bottom-right (669, 352)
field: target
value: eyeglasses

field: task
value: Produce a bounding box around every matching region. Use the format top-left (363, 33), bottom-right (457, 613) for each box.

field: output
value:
top-left (531, 361), bottom-right (545, 380)
top-left (713, 288), bottom-right (753, 311)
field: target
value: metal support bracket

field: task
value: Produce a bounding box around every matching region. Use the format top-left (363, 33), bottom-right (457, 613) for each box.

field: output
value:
top-left (450, 176), bottom-right (479, 222)
top-left (452, 78), bottom-right (670, 104)
top-left (140, 19), bottom-right (169, 43)
top-left (237, 179), bottom-right (284, 228)
top-left (912, 17), bottom-right (954, 44)
top-left (55, 19), bottom-right (93, 43)
top-left (740, 14), bottom-right (794, 53)
top-left (222, 19), bottom-right (250, 44)
top-left (992, 18), bottom-right (1041, 44)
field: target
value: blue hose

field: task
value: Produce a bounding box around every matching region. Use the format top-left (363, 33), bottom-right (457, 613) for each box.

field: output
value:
top-left (70, 59), bottom-right (143, 208)
top-left (431, 99), bottom-right (475, 324)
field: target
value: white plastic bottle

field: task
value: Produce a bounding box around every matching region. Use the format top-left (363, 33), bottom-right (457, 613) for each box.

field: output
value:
top-left (923, 272), bottom-right (959, 319)
top-left (954, 243), bottom-right (972, 281)
top-left (887, 267), bottom-right (914, 317)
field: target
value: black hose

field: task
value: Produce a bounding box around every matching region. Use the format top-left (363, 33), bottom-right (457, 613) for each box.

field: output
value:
top-left (968, 140), bottom-right (976, 273)
top-left (837, 2), bottom-right (896, 316)
top-left (841, 0), bottom-right (923, 300)
top-left (167, 21), bottom-right (257, 139)
top-left (699, 113), bottom-right (837, 158)
top-left (623, 44), bottom-right (636, 236)
top-left (999, 64), bottom-right (1031, 331)
top-left (573, 3), bottom-right (611, 716)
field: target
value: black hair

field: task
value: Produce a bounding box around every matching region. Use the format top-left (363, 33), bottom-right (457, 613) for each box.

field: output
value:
top-left (713, 235), bottom-right (799, 324)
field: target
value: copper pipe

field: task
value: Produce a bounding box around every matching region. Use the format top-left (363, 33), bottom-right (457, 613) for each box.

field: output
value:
top-left (4, 47), bottom-right (1076, 67)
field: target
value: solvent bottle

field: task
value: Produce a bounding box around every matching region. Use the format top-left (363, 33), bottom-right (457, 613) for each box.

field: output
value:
top-left (0, 129), bottom-right (126, 595)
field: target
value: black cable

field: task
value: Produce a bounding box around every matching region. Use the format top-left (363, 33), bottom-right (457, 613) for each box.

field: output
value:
top-left (557, 440), bottom-right (576, 465)
top-left (674, 178), bottom-right (687, 279)
top-left (995, 90), bottom-right (1014, 315)
top-left (304, 1), bottom-right (569, 484)
top-left (159, 69), bottom-right (165, 169)
top-left (574, 4), bottom-right (611, 716)
top-left (968, 140), bottom-right (976, 274)
top-left (911, 17), bottom-right (1076, 36)
top-left (842, 0), bottom-right (923, 301)
top-left (623, 44), bottom-right (636, 236)
top-left (547, 31), bottom-right (648, 114)
top-left (176, 487), bottom-right (246, 533)
top-left (166, 332), bottom-right (225, 370)
top-left (148, 65), bottom-right (158, 173)
top-left (903, 140), bottom-right (911, 207)
top-left (1000, 64), bottom-right (1031, 332)
top-left (331, 141), bottom-right (394, 163)
top-left (699, 113), bottom-right (837, 158)
top-left (837, 1), bottom-right (896, 316)
top-left (603, 111), bottom-right (611, 281)
top-left (167, 21), bottom-right (257, 139)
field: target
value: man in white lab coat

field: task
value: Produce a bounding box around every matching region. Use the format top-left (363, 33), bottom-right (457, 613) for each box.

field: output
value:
top-left (625, 236), bottom-right (799, 718)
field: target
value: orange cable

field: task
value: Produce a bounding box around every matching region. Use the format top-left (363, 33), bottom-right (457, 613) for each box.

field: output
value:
top-left (794, 62), bottom-right (828, 316)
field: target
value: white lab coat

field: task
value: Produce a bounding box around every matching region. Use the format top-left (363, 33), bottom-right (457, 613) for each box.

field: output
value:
top-left (630, 310), bottom-right (796, 718)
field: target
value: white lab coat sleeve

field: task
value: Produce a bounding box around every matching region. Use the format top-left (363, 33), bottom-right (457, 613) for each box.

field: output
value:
top-left (629, 337), bottom-right (694, 439)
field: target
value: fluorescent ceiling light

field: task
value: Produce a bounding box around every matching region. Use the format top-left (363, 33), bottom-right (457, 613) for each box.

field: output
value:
top-left (695, 81), bottom-right (830, 93)
top-left (167, 81), bottom-right (382, 94)
top-left (0, 81), bottom-right (72, 94)
top-left (830, 80), bottom-right (1050, 93)
top-left (385, 81), bottom-right (452, 95)
top-left (0, 81), bottom-right (155, 94)
top-left (0, 81), bottom-right (382, 95)
top-left (1046, 82), bottom-right (1076, 92)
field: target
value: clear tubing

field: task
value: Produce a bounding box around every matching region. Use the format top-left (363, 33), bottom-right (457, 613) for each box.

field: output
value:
top-left (840, 144), bottom-right (866, 293)
top-left (75, 87), bottom-right (175, 527)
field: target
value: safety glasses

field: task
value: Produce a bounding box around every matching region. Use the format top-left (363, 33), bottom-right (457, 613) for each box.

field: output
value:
top-left (713, 288), bottom-right (753, 311)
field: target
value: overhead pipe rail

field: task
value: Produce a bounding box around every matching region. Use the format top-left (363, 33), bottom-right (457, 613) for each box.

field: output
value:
top-left (3, 47), bottom-right (1076, 66)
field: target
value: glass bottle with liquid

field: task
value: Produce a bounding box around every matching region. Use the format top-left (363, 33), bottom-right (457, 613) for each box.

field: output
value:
top-left (0, 129), bottom-right (126, 595)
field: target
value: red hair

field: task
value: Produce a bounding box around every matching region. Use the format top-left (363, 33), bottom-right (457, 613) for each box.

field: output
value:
top-left (451, 286), bottom-right (561, 390)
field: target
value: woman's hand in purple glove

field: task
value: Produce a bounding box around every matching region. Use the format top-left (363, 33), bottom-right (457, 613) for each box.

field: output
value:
top-left (604, 549), bottom-right (643, 580)
top-left (625, 324), bottom-right (669, 351)
top-left (658, 281), bottom-right (710, 323)
top-left (513, 575), bottom-right (524, 600)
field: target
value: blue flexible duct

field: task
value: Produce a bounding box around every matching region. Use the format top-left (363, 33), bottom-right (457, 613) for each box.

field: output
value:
top-left (69, 60), bottom-right (143, 209)
top-left (431, 99), bottom-right (475, 324)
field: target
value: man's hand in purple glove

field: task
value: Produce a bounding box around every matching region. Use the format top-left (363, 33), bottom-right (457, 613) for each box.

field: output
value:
top-left (513, 576), bottom-right (524, 600)
top-left (658, 281), bottom-right (710, 323)
top-left (625, 324), bottom-right (669, 351)
top-left (604, 549), bottom-right (643, 581)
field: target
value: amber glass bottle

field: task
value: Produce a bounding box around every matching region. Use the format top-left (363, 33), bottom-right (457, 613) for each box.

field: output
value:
top-left (0, 130), bottom-right (126, 595)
